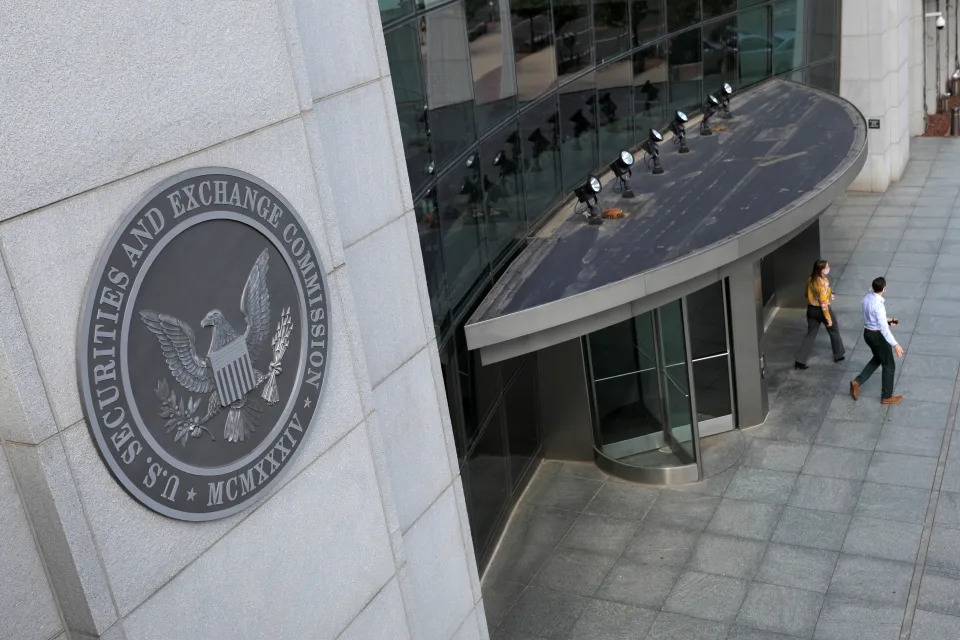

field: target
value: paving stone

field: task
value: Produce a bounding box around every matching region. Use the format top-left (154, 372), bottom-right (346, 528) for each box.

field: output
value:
top-left (912, 609), bottom-right (960, 640)
top-left (942, 459), bottom-right (960, 493)
top-left (663, 571), bottom-right (749, 622)
top-left (532, 548), bottom-right (617, 597)
top-left (736, 582), bottom-right (824, 638)
top-left (755, 542), bottom-right (838, 593)
top-left (825, 394), bottom-right (889, 425)
top-left (813, 597), bottom-right (905, 640)
top-left (841, 516), bottom-right (922, 563)
top-left (885, 400), bottom-right (951, 430)
top-left (828, 554), bottom-right (913, 606)
top-left (909, 334), bottom-right (960, 357)
top-left (876, 424), bottom-right (945, 457)
top-left (560, 514), bottom-right (639, 558)
top-left (643, 492), bottom-right (720, 531)
top-left (527, 475), bottom-right (603, 512)
top-left (566, 599), bottom-right (657, 640)
top-left (814, 419), bottom-right (881, 451)
top-left (724, 468), bottom-right (798, 505)
top-left (902, 354), bottom-right (960, 379)
top-left (687, 533), bottom-right (767, 579)
top-left (935, 491), bottom-right (960, 529)
top-left (726, 625), bottom-right (798, 640)
top-left (855, 483), bottom-right (930, 524)
top-left (500, 586), bottom-right (589, 638)
top-left (706, 499), bottom-right (782, 541)
top-left (481, 580), bottom-right (525, 629)
top-left (918, 569), bottom-right (960, 618)
top-left (595, 560), bottom-right (682, 609)
top-left (621, 523), bottom-right (700, 567)
top-left (926, 527), bottom-right (960, 573)
top-left (772, 507), bottom-right (850, 551)
top-left (645, 611), bottom-right (727, 640)
top-left (801, 445), bottom-right (872, 481)
top-left (742, 438), bottom-right (811, 472)
top-left (584, 481), bottom-right (659, 520)
top-left (890, 375), bottom-right (956, 403)
top-left (866, 452), bottom-right (938, 489)
top-left (788, 475), bottom-right (861, 513)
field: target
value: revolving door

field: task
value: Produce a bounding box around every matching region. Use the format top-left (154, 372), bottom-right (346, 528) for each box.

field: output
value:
top-left (584, 281), bottom-right (736, 484)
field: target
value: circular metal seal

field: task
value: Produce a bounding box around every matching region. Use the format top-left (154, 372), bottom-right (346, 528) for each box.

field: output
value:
top-left (77, 169), bottom-right (330, 521)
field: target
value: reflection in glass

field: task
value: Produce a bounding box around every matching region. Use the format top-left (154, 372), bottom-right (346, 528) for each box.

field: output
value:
top-left (807, 0), bottom-right (837, 65)
top-left (481, 121), bottom-right (525, 264)
top-left (805, 59), bottom-right (838, 92)
top-left (597, 58), bottom-right (633, 163)
top-left (503, 356), bottom-right (540, 488)
top-left (465, 407), bottom-right (509, 554)
top-left (668, 28), bottom-right (703, 117)
top-left (415, 189), bottom-right (449, 332)
top-left (436, 157), bottom-right (487, 310)
top-left (703, 18), bottom-right (737, 92)
top-left (773, 0), bottom-right (803, 76)
top-left (686, 283), bottom-right (733, 424)
top-left (633, 42), bottom-right (668, 145)
top-left (667, 0), bottom-right (700, 33)
top-left (559, 72), bottom-right (598, 191)
top-left (422, 2), bottom-right (478, 166)
top-left (385, 24), bottom-right (433, 196)
top-left (703, 0), bottom-right (735, 20)
top-left (456, 328), bottom-right (501, 445)
top-left (467, 0), bottom-right (519, 133)
top-left (511, 0), bottom-right (558, 103)
top-left (657, 300), bottom-right (694, 458)
top-left (739, 7), bottom-right (771, 88)
top-left (520, 97), bottom-right (562, 226)
top-left (632, 0), bottom-right (664, 47)
top-left (594, 0), bottom-right (630, 64)
top-left (438, 340), bottom-right (465, 461)
top-left (380, 0), bottom-right (415, 25)
top-left (553, 0), bottom-right (593, 82)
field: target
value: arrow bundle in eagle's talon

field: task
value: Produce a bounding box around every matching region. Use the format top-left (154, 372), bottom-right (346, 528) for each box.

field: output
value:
top-left (262, 307), bottom-right (292, 405)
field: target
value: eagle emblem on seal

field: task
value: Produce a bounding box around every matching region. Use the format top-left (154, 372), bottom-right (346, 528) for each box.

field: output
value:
top-left (139, 249), bottom-right (293, 446)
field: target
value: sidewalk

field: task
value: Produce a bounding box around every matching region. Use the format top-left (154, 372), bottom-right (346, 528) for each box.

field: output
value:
top-left (482, 137), bottom-right (960, 640)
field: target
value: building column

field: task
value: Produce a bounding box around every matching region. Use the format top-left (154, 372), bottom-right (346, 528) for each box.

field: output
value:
top-left (728, 260), bottom-right (768, 428)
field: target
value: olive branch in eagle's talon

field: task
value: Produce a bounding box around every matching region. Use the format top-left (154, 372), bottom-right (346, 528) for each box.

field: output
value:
top-left (261, 307), bottom-right (292, 405)
top-left (155, 379), bottom-right (215, 446)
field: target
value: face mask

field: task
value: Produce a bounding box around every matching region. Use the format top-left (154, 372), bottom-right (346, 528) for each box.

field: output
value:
top-left (823, 268), bottom-right (830, 276)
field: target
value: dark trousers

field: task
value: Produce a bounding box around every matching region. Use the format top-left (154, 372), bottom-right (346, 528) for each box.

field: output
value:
top-left (795, 305), bottom-right (845, 364)
top-left (856, 329), bottom-right (895, 399)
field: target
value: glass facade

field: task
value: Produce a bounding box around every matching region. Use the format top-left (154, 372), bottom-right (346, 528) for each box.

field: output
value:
top-left (381, 0), bottom-right (840, 568)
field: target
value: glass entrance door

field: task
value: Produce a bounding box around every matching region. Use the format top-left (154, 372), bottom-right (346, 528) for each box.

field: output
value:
top-left (686, 281), bottom-right (736, 437)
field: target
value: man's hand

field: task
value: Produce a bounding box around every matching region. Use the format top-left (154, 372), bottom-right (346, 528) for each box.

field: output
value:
top-left (895, 344), bottom-right (904, 358)
top-left (889, 318), bottom-right (899, 326)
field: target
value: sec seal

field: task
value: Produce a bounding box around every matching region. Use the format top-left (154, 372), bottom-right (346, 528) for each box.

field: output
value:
top-left (78, 169), bottom-right (329, 520)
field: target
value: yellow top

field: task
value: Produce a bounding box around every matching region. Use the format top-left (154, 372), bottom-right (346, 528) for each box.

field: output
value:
top-left (806, 276), bottom-right (832, 323)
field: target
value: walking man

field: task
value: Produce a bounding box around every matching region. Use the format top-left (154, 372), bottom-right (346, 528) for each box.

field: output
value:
top-left (795, 260), bottom-right (845, 369)
top-left (850, 277), bottom-right (904, 404)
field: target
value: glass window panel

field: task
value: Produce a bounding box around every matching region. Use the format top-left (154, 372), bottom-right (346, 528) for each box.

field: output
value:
top-left (632, 0), bottom-right (664, 47)
top-left (773, 0), bottom-right (803, 76)
top-left (512, 0), bottom-right (558, 103)
top-left (380, 0), bottom-right (415, 25)
top-left (467, 0), bottom-right (519, 133)
top-left (414, 189), bottom-right (450, 332)
top-left (668, 28), bottom-right (703, 117)
top-left (558, 72), bottom-right (598, 191)
top-left (692, 357), bottom-right (732, 421)
top-left (422, 3), bottom-right (479, 166)
top-left (457, 329), bottom-right (502, 444)
top-left (589, 317), bottom-right (642, 380)
top-left (594, 0), bottom-right (630, 64)
top-left (436, 157), bottom-right (487, 308)
top-left (667, 0), bottom-right (700, 33)
top-left (597, 58), bottom-right (634, 163)
top-left (703, 18), bottom-right (738, 93)
top-left (738, 0), bottom-right (767, 7)
top-left (738, 7), bottom-right (772, 88)
top-left (657, 300), bottom-right (694, 458)
top-left (438, 338), bottom-right (466, 463)
top-left (553, 0), bottom-right (593, 83)
top-left (385, 24), bottom-right (433, 197)
top-left (465, 408), bottom-right (510, 555)
top-left (686, 282), bottom-right (728, 359)
top-left (519, 97), bottom-right (562, 227)
top-left (806, 0), bottom-right (837, 64)
top-left (633, 42), bottom-right (668, 145)
top-left (504, 357), bottom-right (540, 488)
top-left (805, 59), bottom-right (837, 92)
top-left (703, 0), bottom-right (735, 20)
top-left (481, 120), bottom-right (526, 264)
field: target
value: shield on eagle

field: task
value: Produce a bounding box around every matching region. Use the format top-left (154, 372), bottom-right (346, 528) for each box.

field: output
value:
top-left (208, 335), bottom-right (258, 406)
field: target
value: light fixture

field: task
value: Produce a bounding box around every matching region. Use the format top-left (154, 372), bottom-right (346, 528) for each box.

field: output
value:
top-left (599, 92), bottom-right (619, 122)
top-left (493, 150), bottom-right (518, 178)
top-left (667, 111), bottom-right (690, 154)
top-left (640, 129), bottom-right (664, 175)
top-left (718, 82), bottom-right (734, 118)
top-left (609, 149), bottom-right (635, 198)
top-left (701, 94), bottom-right (720, 136)
top-left (938, 14), bottom-right (947, 29)
top-left (573, 175), bottom-right (603, 224)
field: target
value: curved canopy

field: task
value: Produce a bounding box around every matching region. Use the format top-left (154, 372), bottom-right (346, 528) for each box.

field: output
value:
top-left (466, 79), bottom-right (868, 363)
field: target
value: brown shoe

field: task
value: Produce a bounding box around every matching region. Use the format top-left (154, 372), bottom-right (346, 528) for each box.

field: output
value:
top-left (880, 395), bottom-right (903, 405)
top-left (850, 380), bottom-right (859, 401)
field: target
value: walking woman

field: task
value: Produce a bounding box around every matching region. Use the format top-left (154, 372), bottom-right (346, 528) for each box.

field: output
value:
top-left (795, 260), bottom-right (845, 369)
